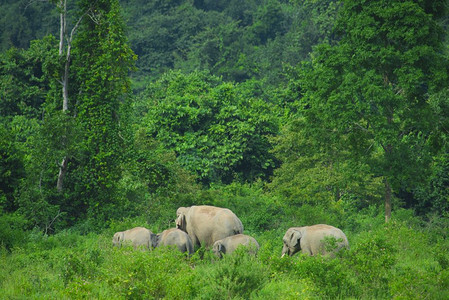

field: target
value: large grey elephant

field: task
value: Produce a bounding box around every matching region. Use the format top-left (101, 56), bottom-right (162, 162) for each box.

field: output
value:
top-left (213, 234), bottom-right (260, 258)
top-left (152, 228), bottom-right (194, 255)
top-left (282, 224), bottom-right (349, 257)
top-left (112, 227), bottom-right (154, 250)
top-left (176, 205), bottom-right (244, 248)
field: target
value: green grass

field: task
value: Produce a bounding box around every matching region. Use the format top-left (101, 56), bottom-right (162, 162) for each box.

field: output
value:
top-left (1, 210), bottom-right (448, 299)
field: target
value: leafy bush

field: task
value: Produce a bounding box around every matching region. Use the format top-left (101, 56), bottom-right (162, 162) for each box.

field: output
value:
top-left (140, 70), bottom-right (280, 185)
top-left (254, 276), bottom-right (316, 300)
top-left (348, 229), bottom-right (396, 298)
top-left (206, 182), bottom-right (285, 232)
top-left (194, 249), bottom-right (269, 299)
top-left (0, 212), bottom-right (28, 250)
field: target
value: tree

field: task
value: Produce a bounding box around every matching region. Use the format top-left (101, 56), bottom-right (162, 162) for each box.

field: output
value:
top-left (67, 0), bottom-right (135, 218)
top-left (139, 70), bottom-right (279, 185)
top-left (12, 0), bottom-right (136, 227)
top-left (53, 0), bottom-right (85, 192)
top-left (292, 0), bottom-right (448, 222)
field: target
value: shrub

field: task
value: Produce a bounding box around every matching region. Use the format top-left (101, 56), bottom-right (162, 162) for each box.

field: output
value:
top-left (348, 227), bottom-right (397, 298)
top-left (290, 254), bottom-right (358, 299)
top-left (254, 276), bottom-right (317, 299)
top-left (0, 212), bottom-right (28, 250)
top-left (194, 249), bottom-right (269, 299)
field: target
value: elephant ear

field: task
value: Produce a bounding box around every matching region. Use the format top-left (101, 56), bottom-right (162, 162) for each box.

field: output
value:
top-left (112, 232), bottom-right (119, 245)
top-left (176, 213), bottom-right (186, 231)
top-left (213, 241), bottom-right (224, 258)
top-left (151, 233), bottom-right (160, 248)
top-left (217, 242), bottom-right (225, 254)
top-left (113, 232), bottom-right (125, 247)
top-left (290, 229), bottom-right (302, 248)
top-left (176, 207), bottom-right (187, 217)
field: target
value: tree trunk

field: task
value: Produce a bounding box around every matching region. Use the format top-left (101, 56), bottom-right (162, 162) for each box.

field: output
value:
top-left (385, 178), bottom-right (392, 223)
top-left (57, 157), bottom-right (68, 193)
top-left (62, 43), bottom-right (70, 111)
top-left (57, 0), bottom-right (68, 192)
top-left (59, 0), bottom-right (65, 56)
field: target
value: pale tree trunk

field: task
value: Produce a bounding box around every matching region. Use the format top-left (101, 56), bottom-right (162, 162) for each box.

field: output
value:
top-left (57, 0), bottom-right (68, 193)
top-left (56, 0), bottom-right (87, 193)
top-left (384, 178), bottom-right (392, 223)
top-left (61, 0), bottom-right (69, 112)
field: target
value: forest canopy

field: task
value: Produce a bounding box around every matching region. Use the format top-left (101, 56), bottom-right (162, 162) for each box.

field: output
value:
top-left (1, 0), bottom-right (448, 233)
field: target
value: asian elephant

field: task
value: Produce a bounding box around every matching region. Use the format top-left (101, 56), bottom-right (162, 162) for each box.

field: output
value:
top-left (282, 224), bottom-right (349, 257)
top-left (213, 234), bottom-right (260, 258)
top-left (176, 205), bottom-right (244, 249)
top-left (152, 228), bottom-right (194, 255)
top-left (112, 227), bottom-right (155, 250)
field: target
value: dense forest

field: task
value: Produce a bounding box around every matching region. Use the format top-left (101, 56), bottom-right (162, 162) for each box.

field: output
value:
top-left (1, 0), bottom-right (449, 298)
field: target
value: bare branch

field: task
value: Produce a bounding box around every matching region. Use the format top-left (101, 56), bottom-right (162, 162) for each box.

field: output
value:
top-left (24, 0), bottom-right (48, 12)
top-left (45, 209), bottom-right (63, 235)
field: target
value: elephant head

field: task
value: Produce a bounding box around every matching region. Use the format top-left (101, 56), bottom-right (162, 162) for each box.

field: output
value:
top-left (213, 240), bottom-right (225, 258)
top-left (151, 233), bottom-right (160, 249)
top-left (112, 231), bottom-right (125, 247)
top-left (282, 228), bottom-right (302, 257)
top-left (176, 207), bottom-right (188, 231)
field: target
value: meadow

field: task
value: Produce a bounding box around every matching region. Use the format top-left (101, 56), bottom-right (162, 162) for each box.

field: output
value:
top-left (2, 185), bottom-right (448, 299)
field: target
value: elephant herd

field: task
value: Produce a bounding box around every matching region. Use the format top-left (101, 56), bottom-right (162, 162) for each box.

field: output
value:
top-left (112, 205), bottom-right (349, 258)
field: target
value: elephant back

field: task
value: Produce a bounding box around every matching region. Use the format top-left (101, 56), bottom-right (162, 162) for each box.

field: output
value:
top-left (113, 227), bottom-right (153, 250)
top-left (305, 224), bottom-right (349, 254)
top-left (185, 205), bottom-right (244, 247)
top-left (159, 228), bottom-right (194, 254)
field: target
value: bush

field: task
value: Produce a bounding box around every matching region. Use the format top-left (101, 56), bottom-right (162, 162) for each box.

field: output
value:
top-left (348, 228), bottom-right (396, 298)
top-left (0, 212), bottom-right (28, 250)
top-left (193, 249), bottom-right (269, 299)
top-left (204, 182), bottom-right (285, 232)
top-left (254, 276), bottom-right (317, 299)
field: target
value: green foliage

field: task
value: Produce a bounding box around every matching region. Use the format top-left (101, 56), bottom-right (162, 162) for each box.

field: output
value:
top-left (1, 4), bottom-right (449, 291)
top-left (0, 212), bottom-right (28, 250)
top-left (0, 0), bottom-right (58, 52)
top-left (349, 230), bottom-right (396, 297)
top-left (140, 70), bottom-right (279, 185)
top-left (0, 35), bottom-right (58, 118)
top-left (201, 182), bottom-right (284, 232)
top-left (414, 152), bottom-right (449, 215)
top-left (72, 0), bottom-right (135, 193)
top-left (0, 126), bottom-right (25, 211)
top-left (270, 117), bottom-right (384, 210)
top-left (1, 209), bottom-right (449, 298)
top-left (273, 0), bottom-right (449, 220)
top-left (195, 250), bottom-right (269, 299)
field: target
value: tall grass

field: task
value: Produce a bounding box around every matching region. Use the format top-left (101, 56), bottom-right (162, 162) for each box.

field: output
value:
top-left (1, 182), bottom-right (449, 299)
top-left (1, 209), bottom-right (448, 299)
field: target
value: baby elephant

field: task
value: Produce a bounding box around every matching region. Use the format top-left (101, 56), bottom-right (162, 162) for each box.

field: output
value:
top-left (213, 234), bottom-right (260, 258)
top-left (152, 228), bottom-right (194, 255)
top-left (112, 227), bottom-right (154, 250)
top-left (282, 224), bottom-right (349, 257)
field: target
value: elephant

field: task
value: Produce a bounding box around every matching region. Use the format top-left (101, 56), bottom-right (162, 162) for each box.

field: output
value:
top-left (176, 205), bottom-right (244, 249)
top-left (152, 228), bottom-right (194, 255)
top-left (112, 227), bottom-right (154, 250)
top-left (282, 224), bottom-right (349, 257)
top-left (213, 234), bottom-right (260, 258)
